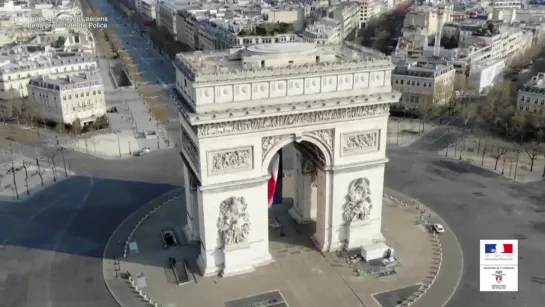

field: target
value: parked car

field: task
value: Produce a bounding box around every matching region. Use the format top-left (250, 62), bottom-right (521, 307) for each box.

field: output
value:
top-left (136, 148), bottom-right (150, 156)
top-left (432, 224), bottom-right (445, 233)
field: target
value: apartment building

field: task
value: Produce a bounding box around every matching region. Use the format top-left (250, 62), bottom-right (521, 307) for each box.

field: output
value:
top-left (467, 58), bottom-right (505, 95)
top-left (488, 0), bottom-right (522, 9)
top-left (392, 59), bottom-right (456, 109)
top-left (0, 51), bottom-right (97, 99)
top-left (326, 2), bottom-right (361, 38)
top-left (140, 0), bottom-right (157, 21)
top-left (27, 72), bottom-right (106, 125)
top-left (456, 25), bottom-right (532, 70)
top-left (301, 17), bottom-right (342, 44)
top-left (517, 73), bottom-right (545, 113)
top-left (359, 0), bottom-right (384, 28)
top-left (176, 5), bottom-right (303, 51)
top-left (157, 0), bottom-right (190, 36)
top-left (403, 7), bottom-right (448, 36)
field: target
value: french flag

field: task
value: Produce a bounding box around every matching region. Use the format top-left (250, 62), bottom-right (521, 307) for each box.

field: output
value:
top-left (268, 153), bottom-right (280, 207)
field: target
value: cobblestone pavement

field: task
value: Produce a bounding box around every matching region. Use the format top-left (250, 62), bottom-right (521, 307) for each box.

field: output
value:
top-left (103, 193), bottom-right (462, 307)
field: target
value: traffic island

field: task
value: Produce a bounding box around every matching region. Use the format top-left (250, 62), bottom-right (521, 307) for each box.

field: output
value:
top-left (102, 190), bottom-right (462, 307)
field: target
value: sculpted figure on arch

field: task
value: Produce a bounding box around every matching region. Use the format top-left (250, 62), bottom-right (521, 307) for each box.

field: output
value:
top-left (343, 178), bottom-right (373, 224)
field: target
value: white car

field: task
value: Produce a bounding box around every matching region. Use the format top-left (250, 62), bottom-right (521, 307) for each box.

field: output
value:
top-left (432, 224), bottom-right (445, 233)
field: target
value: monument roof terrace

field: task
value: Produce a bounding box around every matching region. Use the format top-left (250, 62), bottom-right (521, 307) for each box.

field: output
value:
top-left (175, 42), bottom-right (392, 83)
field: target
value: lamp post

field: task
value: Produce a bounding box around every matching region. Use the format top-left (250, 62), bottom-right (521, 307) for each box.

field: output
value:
top-left (396, 119), bottom-right (400, 145)
top-left (59, 147), bottom-right (68, 177)
top-left (115, 131), bottom-right (121, 158)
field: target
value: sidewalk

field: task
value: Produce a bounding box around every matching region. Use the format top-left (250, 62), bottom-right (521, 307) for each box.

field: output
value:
top-left (384, 187), bottom-right (464, 307)
top-left (102, 189), bottom-right (459, 307)
top-left (438, 136), bottom-right (545, 183)
top-left (102, 189), bottom-right (182, 307)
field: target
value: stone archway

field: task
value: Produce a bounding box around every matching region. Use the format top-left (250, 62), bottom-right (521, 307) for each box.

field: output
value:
top-left (262, 138), bottom-right (331, 258)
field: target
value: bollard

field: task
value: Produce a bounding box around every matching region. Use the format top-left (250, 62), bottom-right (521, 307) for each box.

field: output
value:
top-left (138, 289), bottom-right (143, 296)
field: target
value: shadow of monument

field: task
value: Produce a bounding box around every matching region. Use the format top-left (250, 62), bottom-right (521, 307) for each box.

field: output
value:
top-left (267, 198), bottom-right (318, 258)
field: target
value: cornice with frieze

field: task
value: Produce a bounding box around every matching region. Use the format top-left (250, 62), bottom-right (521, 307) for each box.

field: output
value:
top-left (195, 102), bottom-right (391, 138)
top-left (189, 92), bottom-right (400, 125)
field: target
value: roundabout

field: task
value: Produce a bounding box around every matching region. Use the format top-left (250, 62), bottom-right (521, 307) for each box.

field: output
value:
top-left (102, 188), bottom-right (463, 307)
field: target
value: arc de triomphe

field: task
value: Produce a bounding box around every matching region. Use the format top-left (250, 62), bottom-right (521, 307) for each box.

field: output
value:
top-left (174, 42), bottom-right (401, 277)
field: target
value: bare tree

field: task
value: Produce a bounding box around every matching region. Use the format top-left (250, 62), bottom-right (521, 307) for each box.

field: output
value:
top-left (524, 143), bottom-right (543, 172)
top-left (479, 82), bottom-right (515, 135)
top-left (416, 96), bottom-right (438, 133)
top-left (10, 159), bottom-right (19, 200)
top-left (459, 103), bottom-right (477, 139)
top-left (34, 158), bottom-right (46, 186)
top-left (481, 142), bottom-right (488, 166)
top-left (47, 151), bottom-right (59, 182)
top-left (491, 144), bottom-right (509, 170)
top-left (20, 159), bottom-right (32, 180)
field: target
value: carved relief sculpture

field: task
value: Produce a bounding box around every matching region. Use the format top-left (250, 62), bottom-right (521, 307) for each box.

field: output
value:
top-left (209, 147), bottom-right (253, 173)
top-left (261, 134), bottom-right (293, 158)
top-left (182, 131), bottom-right (200, 171)
top-left (217, 197), bottom-right (251, 246)
top-left (198, 105), bottom-right (389, 137)
top-left (308, 129), bottom-right (333, 150)
top-left (343, 178), bottom-right (373, 224)
top-left (342, 130), bottom-right (379, 154)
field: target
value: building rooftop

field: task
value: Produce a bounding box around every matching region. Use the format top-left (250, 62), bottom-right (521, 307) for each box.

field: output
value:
top-left (175, 42), bottom-right (392, 83)
top-left (28, 71), bottom-right (102, 91)
top-left (0, 52), bottom-right (95, 74)
top-left (302, 18), bottom-right (340, 39)
top-left (393, 60), bottom-right (454, 78)
top-left (521, 73), bottom-right (545, 94)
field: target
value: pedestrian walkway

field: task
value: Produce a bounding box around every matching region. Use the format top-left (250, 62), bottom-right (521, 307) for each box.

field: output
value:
top-left (62, 44), bottom-right (173, 160)
top-left (438, 136), bottom-right (545, 183)
top-left (384, 188), bottom-right (463, 307)
top-left (102, 190), bottom-right (462, 307)
top-left (0, 151), bottom-right (72, 201)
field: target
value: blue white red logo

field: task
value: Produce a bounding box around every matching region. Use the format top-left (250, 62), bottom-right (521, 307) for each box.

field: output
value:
top-left (484, 243), bottom-right (513, 254)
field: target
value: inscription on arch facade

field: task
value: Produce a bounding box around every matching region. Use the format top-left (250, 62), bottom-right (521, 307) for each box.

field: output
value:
top-left (197, 104), bottom-right (389, 137)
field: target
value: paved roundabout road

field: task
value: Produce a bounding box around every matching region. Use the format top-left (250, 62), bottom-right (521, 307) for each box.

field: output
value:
top-left (386, 128), bottom-right (545, 307)
top-left (0, 148), bottom-right (184, 307)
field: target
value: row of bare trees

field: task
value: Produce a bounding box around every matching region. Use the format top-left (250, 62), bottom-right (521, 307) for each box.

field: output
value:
top-left (81, 0), bottom-right (172, 141)
top-left (2, 148), bottom-right (68, 200)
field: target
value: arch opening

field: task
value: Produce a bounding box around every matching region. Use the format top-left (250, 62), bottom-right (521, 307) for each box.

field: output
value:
top-left (266, 140), bottom-right (329, 257)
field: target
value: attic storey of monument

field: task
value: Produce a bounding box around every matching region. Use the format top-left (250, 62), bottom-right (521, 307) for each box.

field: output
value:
top-left (174, 42), bottom-right (401, 277)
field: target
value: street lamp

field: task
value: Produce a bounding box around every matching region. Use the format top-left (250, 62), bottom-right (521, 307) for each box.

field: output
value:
top-left (115, 131), bottom-right (122, 158)
top-left (58, 147), bottom-right (68, 177)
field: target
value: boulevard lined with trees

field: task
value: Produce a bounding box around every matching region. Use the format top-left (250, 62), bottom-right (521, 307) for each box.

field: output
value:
top-left (81, 0), bottom-right (171, 128)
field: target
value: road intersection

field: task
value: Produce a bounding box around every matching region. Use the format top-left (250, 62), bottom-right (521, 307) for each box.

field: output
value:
top-left (386, 128), bottom-right (545, 307)
top-left (0, 147), bottom-right (183, 307)
top-left (1, 1), bottom-right (543, 306)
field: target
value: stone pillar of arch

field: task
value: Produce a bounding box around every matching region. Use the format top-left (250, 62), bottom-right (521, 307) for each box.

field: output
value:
top-left (287, 148), bottom-right (318, 224)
